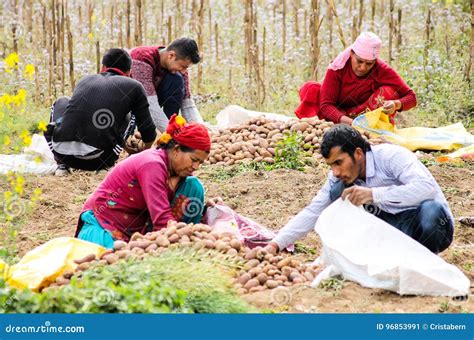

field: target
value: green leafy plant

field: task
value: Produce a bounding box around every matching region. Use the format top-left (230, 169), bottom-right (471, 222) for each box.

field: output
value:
top-left (0, 248), bottom-right (255, 313)
top-left (273, 132), bottom-right (308, 170)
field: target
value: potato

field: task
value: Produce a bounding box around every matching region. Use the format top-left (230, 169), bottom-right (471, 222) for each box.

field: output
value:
top-left (132, 247), bottom-right (145, 255)
top-left (244, 259), bottom-right (260, 270)
top-left (115, 250), bottom-right (130, 259)
top-left (230, 239), bottom-right (242, 251)
top-left (244, 278), bottom-right (260, 290)
top-left (74, 253), bottom-right (96, 264)
top-left (244, 248), bottom-right (258, 260)
top-left (113, 240), bottom-right (127, 251)
top-left (156, 236), bottom-right (170, 247)
top-left (275, 274), bottom-right (288, 282)
top-left (99, 248), bottom-right (114, 259)
top-left (145, 243), bottom-right (158, 252)
top-left (130, 232), bottom-right (142, 241)
top-left (177, 226), bottom-right (192, 237)
top-left (62, 270), bottom-right (74, 279)
top-left (290, 122), bottom-right (310, 132)
top-left (226, 248), bottom-right (238, 257)
top-left (276, 258), bottom-right (291, 269)
top-left (263, 157), bottom-right (275, 164)
top-left (165, 226), bottom-right (177, 236)
top-left (238, 273), bottom-right (251, 285)
top-left (168, 234), bottom-right (180, 243)
top-left (55, 276), bottom-right (70, 285)
top-left (256, 273), bottom-right (268, 284)
top-left (204, 239), bottom-right (215, 249)
top-left (77, 262), bottom-right (91, 271)
top-left (265, 280), bottom-right (279, 289)
top-left (281, 266), bottom-right (292, 277)
top-left (292, 277), bottom-right (304, 284)
top-left (103, 253), bottom-right (119, 265)
top-left (214, 240), bottom-right (228, 252)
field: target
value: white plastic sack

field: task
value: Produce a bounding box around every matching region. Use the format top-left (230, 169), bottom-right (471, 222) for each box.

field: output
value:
top-left (0, 134), bottom-right (57, 175)
top-left (216, 105), bottom-right (291, 130)
top-left (311, 199), bottom-right (469, 297)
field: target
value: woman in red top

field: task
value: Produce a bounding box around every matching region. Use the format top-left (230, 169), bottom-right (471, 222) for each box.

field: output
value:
top-left (75, 114), bottom-right (219, 249)
top-left (295, 32), bottom-right (417, 125)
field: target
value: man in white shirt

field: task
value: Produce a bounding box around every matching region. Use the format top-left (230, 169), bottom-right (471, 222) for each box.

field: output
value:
top-left (266, 125), bottom-right (454, 254)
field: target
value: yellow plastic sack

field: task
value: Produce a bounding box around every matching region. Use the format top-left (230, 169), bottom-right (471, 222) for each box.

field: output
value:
top-left (0, 259), bottom-right (10, 281)
top-left (353, 108), bottom-right (474, 151)
top-left (436, 145), bottom-right (474, 163)
top-left (6, 237), bottom-right (105, 292)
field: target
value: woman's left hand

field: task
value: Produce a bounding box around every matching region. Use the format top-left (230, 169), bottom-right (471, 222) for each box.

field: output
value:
top-left (382, 100), bottom-right (401, 115)
top-left (206, 197), bottom-right (224, 207)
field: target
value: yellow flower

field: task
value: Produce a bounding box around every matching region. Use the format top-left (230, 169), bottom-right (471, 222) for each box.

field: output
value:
top-left (88, 32), bottom-right (94, 40)
top-left (12, 89), bottom-right (26, 106)
top-left (14, 184), bottom-right (24, 195)
top-left (3, 191), bottom-right (13, 200)
top-left (23, 64), bottom-right (35, 79)
top-left (33, 188), bottom-right (42, 196)
top-left (4, 52), bottom-right (19, 73)
top-left (16, 176), bottom-right (24, 186)
top-left (158, 132), bottom-right (172, 144)
top-left (38, 120), bottom-right (48, 132)
top-left (3, 136), bottom-right (10, 146)
top-left (20, 129), bottom-right (32, 146)
top-left (22, 135), bottom-right (32, 146)
top-left (175, 114), bottom-right (186, 127)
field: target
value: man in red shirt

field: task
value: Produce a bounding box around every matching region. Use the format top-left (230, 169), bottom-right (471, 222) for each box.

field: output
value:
top-left (130, 37), bottom-right (203, 132)
top-left (295, 32), bottom-right (417, 125)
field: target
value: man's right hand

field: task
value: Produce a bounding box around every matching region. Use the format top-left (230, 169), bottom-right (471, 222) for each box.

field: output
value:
top-left (264, 242), bottom-right (279, 255)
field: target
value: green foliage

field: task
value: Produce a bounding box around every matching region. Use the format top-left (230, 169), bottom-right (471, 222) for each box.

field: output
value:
top-left (273, 132), bottom-right (309, 171)
top-left (318, 276), bottom-right (345, 294)
top-left (294, 243), bottom-right (317, 256)
top-left (0, 248), bottom-right (255, 313)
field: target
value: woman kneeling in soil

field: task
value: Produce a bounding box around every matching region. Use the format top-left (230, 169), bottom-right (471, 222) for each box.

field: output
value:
top-left (75, 114), bottom-right (212, 248)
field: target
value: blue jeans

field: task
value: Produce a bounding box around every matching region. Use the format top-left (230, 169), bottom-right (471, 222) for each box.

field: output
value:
top-left (157, 72), bottom-right (185, 119)
top-left (330, 181), bottom-right (453, 253)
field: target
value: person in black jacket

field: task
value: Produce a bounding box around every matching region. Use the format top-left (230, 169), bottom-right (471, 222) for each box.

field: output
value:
top-left (45, 48), bottom-right (157, 176)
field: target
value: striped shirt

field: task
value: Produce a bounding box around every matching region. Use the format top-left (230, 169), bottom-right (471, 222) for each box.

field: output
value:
top-left (273, 143), bottom-right (453, 250)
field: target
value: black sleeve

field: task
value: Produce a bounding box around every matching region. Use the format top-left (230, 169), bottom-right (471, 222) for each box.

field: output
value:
top-left (131, 85), bottom-right (157, 143)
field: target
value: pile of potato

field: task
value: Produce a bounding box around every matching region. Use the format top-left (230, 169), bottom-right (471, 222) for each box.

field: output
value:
top-left (206, 116), bottom-right (385, 166)
top-left (51, 221), bottom-right (319, 294)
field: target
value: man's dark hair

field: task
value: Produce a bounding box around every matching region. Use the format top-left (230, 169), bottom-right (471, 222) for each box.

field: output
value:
top-left (320, 125), bottom-right (371, 159)
top-left (167, 37), bottom-right (201, 64)
top-left (102, 48), bottom-right (132, 72)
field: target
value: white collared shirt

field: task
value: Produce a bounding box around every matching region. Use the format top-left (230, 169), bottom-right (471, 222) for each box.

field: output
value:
top-left (273, 143), bottom-right (454, 250)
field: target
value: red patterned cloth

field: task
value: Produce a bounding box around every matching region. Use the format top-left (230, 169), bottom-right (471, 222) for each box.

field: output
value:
top-left (130, 46), bottom-right (192, 98)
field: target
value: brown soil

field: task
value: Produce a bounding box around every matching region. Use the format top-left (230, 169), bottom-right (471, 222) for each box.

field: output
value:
top-left (7, 160), bottom-right (474, 313)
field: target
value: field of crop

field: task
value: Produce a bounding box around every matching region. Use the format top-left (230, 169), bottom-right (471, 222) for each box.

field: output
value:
top-left (0, 0), bottom-right (473, 313)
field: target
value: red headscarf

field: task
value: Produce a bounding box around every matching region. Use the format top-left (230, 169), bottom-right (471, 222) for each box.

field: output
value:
top-left (159, 114), bottom-right (211, 152)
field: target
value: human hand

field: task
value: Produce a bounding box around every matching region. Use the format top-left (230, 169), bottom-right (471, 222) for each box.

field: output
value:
top-left (341, 186), bottom-right (373, 206)
top-left (382, 100), bottom-right (401, 115)
top-left (206, 197), bottom-right (224, 207)
top-left (263, 242), bottom-right (279, 255)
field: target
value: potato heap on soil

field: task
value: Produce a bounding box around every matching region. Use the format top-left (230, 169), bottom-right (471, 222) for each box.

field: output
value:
top-left (51, 221), bottom-right (319, 294)
top-left (205, 116), bottom-right (385, 166)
